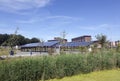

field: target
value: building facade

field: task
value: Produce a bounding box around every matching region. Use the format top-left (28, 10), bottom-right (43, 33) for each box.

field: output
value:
top-left (48, 37), bottom-right (67, 44)
top-left (72, 35), bottom-right (91, 42)
top-left (20, 35), bottom-right (94, 53)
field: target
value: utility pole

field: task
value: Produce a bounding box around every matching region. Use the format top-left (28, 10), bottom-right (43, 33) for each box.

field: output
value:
top-left (9, 27), bottom-right (19, 55)
top-left (12, 27), bottom-right (19, 48)
top-left (60, 30), bottom-right (67, 44)
top-left (59, 31), bottom-right (67, 54)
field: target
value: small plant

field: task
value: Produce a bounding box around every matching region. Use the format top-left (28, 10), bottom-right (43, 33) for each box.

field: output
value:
top-left (79, 46), bottom-right (88, 53)
top-left (116, 43), bottom-right (120, 52)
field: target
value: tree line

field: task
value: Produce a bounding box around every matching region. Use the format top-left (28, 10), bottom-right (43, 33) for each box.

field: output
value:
top-left (0, 34), bottom-right (40, 46)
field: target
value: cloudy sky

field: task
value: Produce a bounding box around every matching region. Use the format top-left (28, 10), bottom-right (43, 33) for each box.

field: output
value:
top-left (0, 0), bottom-right (120, 41)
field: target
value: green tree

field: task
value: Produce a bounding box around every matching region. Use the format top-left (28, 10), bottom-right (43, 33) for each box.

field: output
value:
top-left (95, 34), bottom-right (109, 48)
top-left (4, 34), bottom-right (16, 48)
top-left (0, 34), bottom-right (10, 45)
top-left (0, 33), bottom-right (41, 46)
top-left (30, 37), bottom-right (40, 43)
top-left (14, 35), bottom-right (27, 45)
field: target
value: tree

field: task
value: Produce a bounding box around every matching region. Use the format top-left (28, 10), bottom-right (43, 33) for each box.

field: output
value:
top-left (6, 27), bottom-right (19, 48)
top-left (1, 34), bottom-right (29, 46)
top-left (24, 38), bottom-right (31, 44)
top-left (95, 34), bottom-right (108, 48)
top-left (14, 35), bottom-right (27, 45)
top-left (30, 37), bottom-right (40, 43)
top-left (0, 34), bottom-right (10, 45)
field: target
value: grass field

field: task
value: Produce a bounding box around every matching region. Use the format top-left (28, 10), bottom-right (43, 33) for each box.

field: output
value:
top-left (0, 50), bottom-right (120, 81)
top-left (0, 48), bottom-right (9, 56)
top-left (0, 47), bottom-right (17, 56)
top-left (46, 69), bottom-right (120, 81)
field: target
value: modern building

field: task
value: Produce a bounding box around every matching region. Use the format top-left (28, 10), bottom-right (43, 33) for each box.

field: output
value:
top-left (108, 41), bottom-right (120, 48)
top-left (48, 37), bottom-right (67, 43)
top-left (20, 35), bottom-right (94, 53)
top-left (72, 35), bottom-right (91, 42)
top-left (115, 40), bottom-right (120, 46)
top-left (21, 41), bottom-right (60, 53)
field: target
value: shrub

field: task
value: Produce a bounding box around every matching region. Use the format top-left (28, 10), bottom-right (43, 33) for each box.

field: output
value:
top-left (0, 52), bottom-right (120, 81)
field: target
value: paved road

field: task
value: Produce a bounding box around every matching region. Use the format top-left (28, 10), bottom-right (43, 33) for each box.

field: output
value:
top-left (0, 52), bottom-right (49, 59)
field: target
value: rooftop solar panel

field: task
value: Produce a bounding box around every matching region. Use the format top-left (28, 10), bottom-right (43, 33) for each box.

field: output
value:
top-left (62, 41), bottom-right (93, 47)
top-left (21, 41), bottom-right (60, 48)
top-left (21, 41), bottom-right (93, 48)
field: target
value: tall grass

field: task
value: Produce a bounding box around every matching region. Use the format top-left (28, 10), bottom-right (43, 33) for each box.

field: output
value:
top-left (0, 47), bottom-right (17, 56)
top-left (0, 51), bottom-right (120, 81)
top-left (0, 47), bottom-right (9, 56)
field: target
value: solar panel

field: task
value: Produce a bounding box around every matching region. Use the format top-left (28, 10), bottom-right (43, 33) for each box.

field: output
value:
top-left (21, 41), bottom-right (93, 48)
top-left (21, 41), bottom-right (60, 48)
top-left (21, 43), bottom-right (40, 47)
top-left (62, 41), bottom-right (93, 47)
top-left (43, 41), bottom-right (59, 46)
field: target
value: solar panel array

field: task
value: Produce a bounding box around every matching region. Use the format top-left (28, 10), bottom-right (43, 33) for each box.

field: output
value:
top-left (21, 41), bottom-right (60, 48)
top-left (43, 41), bottom-right (59, 47)
top-left (21, 43), bottom-right (40, 48)
top-left (62, 41), bottom-right (93, 47)
top-left (21, 41), bottom-right (93, 48)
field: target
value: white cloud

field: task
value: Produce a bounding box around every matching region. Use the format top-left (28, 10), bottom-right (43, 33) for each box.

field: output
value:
top-left (44, 16), bottom-right (81, 20)
top-left (17, 19), bottom-right (37, 24)
top-left (80, 24), bottom-right (116, 31)
top-left (17, 15), bottom-right (82, 24)
top-left (0, 0), bottom-right (51, 13)
top-left (99, 24), bottom-right (109, 27)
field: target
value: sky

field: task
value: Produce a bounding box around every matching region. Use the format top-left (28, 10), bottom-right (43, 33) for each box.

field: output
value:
top-left (0, 0), bottom-right (120, 42)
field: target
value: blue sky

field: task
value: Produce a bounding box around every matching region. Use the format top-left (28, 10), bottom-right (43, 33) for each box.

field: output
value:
top-left (0, 0), bottom-right (120, 41)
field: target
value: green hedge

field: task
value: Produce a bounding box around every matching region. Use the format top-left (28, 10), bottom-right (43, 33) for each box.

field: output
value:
top-left (0, 52), bottom-right (120, 81)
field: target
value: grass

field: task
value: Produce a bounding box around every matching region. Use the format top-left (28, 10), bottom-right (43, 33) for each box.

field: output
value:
top-left (46, 69), bottom-right (120, 81)
top-left (0, 48), bottom-right (9, 56)
top-left (0, 50), bottom-right (120, 81)
top-left (0, 47), bottom-right (17, 56)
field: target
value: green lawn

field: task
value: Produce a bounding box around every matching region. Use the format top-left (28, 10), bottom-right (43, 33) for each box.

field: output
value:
top-left (46, 69), bottom-right (120, 81)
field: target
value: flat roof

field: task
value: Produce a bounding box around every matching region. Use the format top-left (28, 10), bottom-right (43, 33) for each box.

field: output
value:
top-left (21, 41), bottom-right (59, 48)
top-left (72, 35), bottom-right (91, 40)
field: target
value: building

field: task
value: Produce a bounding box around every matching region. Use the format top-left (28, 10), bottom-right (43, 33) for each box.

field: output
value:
top-left (48, 37), bottom-right (67, 43)
top-left (72, 35), bottom-right (91, 42)
top-left (21, 41), bottom-right (60, 53)
top-left (109, 41), bottom-right (116, 47)
top-left (108, 41), bottom-right (120, 48)
top-left (115, 40), bottom-right (120, 46)
top-left (20, 35), bottom-right (94, 53)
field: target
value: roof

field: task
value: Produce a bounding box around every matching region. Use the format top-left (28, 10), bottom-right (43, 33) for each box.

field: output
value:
top-left (21, 41), bottom-right (94, 48)
top-left (21, 41), bottom-right (59, 48)
top-left (62, 41), bottom-right (93, 47)
top-left (72, 35), bottom-right (91, 40)
top-left (21, 43), bottom-right (40, 48)
top-left (43, 41), bottom-right (59, 46)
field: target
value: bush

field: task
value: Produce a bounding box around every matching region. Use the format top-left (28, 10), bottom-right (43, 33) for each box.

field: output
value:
top-left (0, 52), bottom-right (120, 81)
